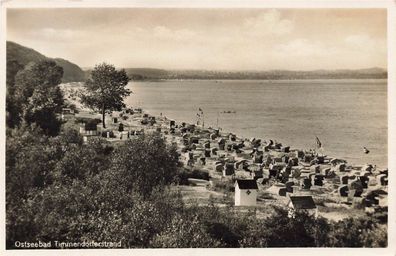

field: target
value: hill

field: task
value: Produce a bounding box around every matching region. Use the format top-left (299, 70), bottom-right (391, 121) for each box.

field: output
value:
top-left (6, 41), bottom-right (85, 82)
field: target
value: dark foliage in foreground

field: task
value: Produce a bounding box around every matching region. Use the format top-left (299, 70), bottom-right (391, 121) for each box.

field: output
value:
top-left (6, 128), bottom-right (387, 249)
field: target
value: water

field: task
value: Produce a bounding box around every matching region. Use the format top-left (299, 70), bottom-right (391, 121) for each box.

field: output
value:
top-left (126, 79), bottom-right (387, 168)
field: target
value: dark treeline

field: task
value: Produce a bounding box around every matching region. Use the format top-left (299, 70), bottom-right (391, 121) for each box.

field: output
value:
top-left (6, 59), bottom-right (387, 248)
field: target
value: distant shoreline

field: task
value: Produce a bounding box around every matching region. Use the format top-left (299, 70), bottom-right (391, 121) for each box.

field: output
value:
top-left (130, 78), bottom-right (388, 82)
top-left (124, 67), bottom-right (387, 81)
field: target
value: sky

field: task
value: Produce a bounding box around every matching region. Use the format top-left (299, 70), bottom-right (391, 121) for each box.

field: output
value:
top-left (7, 8), bottom-right (387, 70)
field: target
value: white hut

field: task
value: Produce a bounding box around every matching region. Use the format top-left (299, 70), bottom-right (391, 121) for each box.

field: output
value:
top-left (234, 179), bottom-right (258, 206)
top-left (287, 195), bottom-right (318, 218)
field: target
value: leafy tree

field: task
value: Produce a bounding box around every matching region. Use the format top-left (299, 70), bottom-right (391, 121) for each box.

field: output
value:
top-left (11, 60), bottom-right (64, 135)
top-left (206, 222), bottom-right (240, 246)
top-left (23, 84), bottom-right (64, 136)
top-left (108, 134), bottom-right (179, 196)
top-left (151, 213), bottom-right (221, 248)
top-left (6, 57), bottom-right (23, 90)
top-left (6, 57), bottom-right (24, 128)
top-left (14, 60), bottom-right (63, 106)
top-left (359, 224), bottom-right (387, 247)
top-left (327, 217), bottom-right (387, 247)
top-left (241, 208), bottom-right (330, 247)
top-left (6, 127), bottom-right (54, 201)
top-left (81, 63), bottom-right (131, 128)
top-left (91, 189), bottom-right (184, 248)
top-left (313, 217), bottom-right (331, 247)
top-left (53, 137), bottom-right (112, 183)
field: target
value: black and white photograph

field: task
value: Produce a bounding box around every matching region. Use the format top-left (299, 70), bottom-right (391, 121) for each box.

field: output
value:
top-left (1, 0), bottom-right (395, 254)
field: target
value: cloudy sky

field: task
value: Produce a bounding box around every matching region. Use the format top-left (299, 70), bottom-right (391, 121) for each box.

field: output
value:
top-left (7, 8), bottom-right (387, 70)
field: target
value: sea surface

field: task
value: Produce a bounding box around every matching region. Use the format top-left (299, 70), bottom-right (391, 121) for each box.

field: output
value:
top-left (126, 79), bottom-right (387, 168)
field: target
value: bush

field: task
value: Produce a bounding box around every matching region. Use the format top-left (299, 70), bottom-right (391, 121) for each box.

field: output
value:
top-left (108, 134), bottom-right (179, 196)
top-left (177, 167), bottom-right (210, 185)
top-left (326, 217), bottom-right (387, 247)
top-left (209, 179), bottom-right (235, 192)
top-left (6, 125), bottom-right (388, 249)
top-left (367, 206), bottom-right (388, 224)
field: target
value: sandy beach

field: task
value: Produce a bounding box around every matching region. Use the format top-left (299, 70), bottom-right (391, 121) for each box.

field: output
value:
top-left (61, 82), bottom-right (388, 221)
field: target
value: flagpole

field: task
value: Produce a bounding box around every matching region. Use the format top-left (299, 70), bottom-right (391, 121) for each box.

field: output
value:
top-left (216, 111), bottom-right (219, 129)
top-left (315, 136), bottom-right (323, 156)
top-left (198, 108), bottom-right (204, 128)
top-left (202, 111), bottom-right (204, 128)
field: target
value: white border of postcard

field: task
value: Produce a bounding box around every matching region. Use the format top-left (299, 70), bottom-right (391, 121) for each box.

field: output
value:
top-left (0, 0), bottom-right (395, 256)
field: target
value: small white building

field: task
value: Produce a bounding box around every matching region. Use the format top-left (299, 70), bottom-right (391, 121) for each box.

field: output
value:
top-left (235, 179), bottom-right (258, 206)
top-left (287, 195), bottom-right (318, 218)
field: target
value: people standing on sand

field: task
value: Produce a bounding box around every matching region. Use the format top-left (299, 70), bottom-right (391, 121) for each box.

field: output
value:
top-left (363, 147), bottom-right (370, 154)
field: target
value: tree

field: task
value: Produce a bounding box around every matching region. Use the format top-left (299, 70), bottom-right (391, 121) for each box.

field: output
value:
top-left (326, 217), bottom-right (387, 247)
top-left (6, 128), bottom-right (183, 248)
top-left (81, 63), bottom-right (131, 128)
top-left (23, 84), bottom-right (64, 136)
top-left (151, 213), bottom-right (221, 248)
top-left (14, 60), bottom-right (63, 106)
top-left (6, 57), bottom-right (24, 128)
top-left (108, 134), bottom-right (179, 197)
top-left (11, 60), bottom-right (64, 135)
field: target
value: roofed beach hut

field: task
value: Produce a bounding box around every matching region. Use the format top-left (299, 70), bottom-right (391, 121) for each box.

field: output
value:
top-left (296, 150), bottom-right (305, 159)
top-left (211, 147), bottom-right (218, 155)
top-left (287, 196), bottom-right (318, 218)
top-left (358, 176), bottom-right (369, 189)
top-left (223, 163), bottom-right (235, 176)
top-left (229, 133), bottom-right (237, 141)
top-left (215, 163), bottom-right (224, 172)
top-left (376, 174), bottom-right (388, 186)
top-left (235, 179), bottom-right (258, 206)
top-left (338, 185), bottom-right (349, 197)
top-left (218, 138), bottom-right (226, 150)
top-left (81, 120), bottom-right (100, 136)
top-left (169, 120), bottom-right (176, 128)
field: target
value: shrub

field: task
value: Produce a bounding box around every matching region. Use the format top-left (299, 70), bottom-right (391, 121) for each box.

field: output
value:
top-left (177, 167), bottom-right (210, 185)
top-left (209, 179), bottom-right (235, 192)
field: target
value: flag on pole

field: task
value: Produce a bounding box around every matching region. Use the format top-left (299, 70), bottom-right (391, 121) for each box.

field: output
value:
top-left (316, 136), bottom-right (322, 148)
